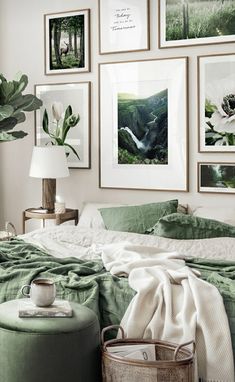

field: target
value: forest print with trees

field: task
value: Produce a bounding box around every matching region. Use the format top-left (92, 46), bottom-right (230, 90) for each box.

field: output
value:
top-left (49, 13), bottom-right (85, 71)
top-left (200, 163), bottom-right (235, 193)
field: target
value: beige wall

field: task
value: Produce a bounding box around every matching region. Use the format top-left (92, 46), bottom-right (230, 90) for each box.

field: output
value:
top-left (0, 0), bottom-right (235, 233)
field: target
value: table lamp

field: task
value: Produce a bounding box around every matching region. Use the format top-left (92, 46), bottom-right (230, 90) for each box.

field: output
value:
top-left (29, 146), bottom-right (69, 212)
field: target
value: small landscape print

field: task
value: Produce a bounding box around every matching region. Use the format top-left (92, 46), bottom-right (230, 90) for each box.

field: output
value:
top-left (45, 10), bottom-right (89, 74)
top-left (118, 81), bottom-right (168, 165)
top-left (199, 54), bottom-right (235, 151)
top-left (162, 0), bottom-right (235, 46)
top-left (199, 163), bottom-right (235, 194)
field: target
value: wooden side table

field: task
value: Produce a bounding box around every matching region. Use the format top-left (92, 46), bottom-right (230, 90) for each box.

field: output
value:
top-left (22, 208), bottom-right (79, 234)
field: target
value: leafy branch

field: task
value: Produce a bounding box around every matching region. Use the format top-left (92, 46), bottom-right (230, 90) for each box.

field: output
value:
top-left (0, 73), bottom-right (42, 142)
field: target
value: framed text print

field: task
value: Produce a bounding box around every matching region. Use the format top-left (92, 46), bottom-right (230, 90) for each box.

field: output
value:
top-left (159, 0), bottom-right (235, 48)
top-left (99, 0), bottom-right (150, 54)
top-left (44, 9), bottom-right (90, 74)
top-left (198, 53), bottom-right (235, 152)
top-left (35, 82), bottom-right (91, 169)
top-left (198, 162), bottom-right (235, 194)
top-left (99, 57), bottom-right (188, 191)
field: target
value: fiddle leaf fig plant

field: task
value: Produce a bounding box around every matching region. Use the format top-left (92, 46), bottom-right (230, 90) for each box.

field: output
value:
top-left (42, 102), bottom-right (80, 159)
top-left (0, 73), bottom-right (42, 142)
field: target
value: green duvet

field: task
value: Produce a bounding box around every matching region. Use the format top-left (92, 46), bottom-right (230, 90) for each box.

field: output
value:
top-left (0, 239), bottom-right (234, 356)
top-left (0, 239), bottom-right (135, 335)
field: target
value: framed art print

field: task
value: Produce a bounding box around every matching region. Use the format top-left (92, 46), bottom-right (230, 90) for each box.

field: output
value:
top-left (35, 82), bottom-right (91, 169)
top-left (99, 57), bottom-right (188, 191)
top-left (198, 53), bottom-right (235, 152)
top-left (198, 162), bottom-right (235, 194)
top-left (159, 0), bottom-right (235, 48)
top-left (99, 0), bottom-right (150, 54)
top-left (44, 9), bottom-right (90, 74)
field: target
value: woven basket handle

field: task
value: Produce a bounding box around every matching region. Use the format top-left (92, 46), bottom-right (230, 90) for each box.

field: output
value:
top-left (101, 325), bottom-right (125, 345)
top-left (173, 340), bottom-right (195, 361)
top-left (5, 222), bottom-right (17, 237)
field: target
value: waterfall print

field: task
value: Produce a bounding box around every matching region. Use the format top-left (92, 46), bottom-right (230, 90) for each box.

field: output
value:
top-left (117, 81), bottom-right (168, 165)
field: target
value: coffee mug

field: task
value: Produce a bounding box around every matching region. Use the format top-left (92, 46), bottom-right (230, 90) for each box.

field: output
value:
top-left (21, 278), bottom-right (56, 307)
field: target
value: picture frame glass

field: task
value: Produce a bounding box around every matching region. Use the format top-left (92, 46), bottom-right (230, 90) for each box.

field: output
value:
top-left (99, 0), bottom-right (149, 54)
top-left (199, 54), bottom-right (235, 152)
top-left (35, 82), bottom-right (90, 169)
top-left (99, 58), bottom-right (188, 191)
top-left (44, 9), bottom-right (90, 74)
top-left (199, 163), bottom-right (235, 194)
top-left (160, 0), bottom-right (235, 48)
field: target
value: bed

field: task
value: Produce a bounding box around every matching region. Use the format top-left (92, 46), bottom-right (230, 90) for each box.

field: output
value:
top-left (1, 200), bottom-right (235, 381)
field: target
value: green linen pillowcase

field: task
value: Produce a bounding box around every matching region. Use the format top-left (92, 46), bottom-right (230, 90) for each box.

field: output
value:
top-left (98, 200), bottom-right (178, 234)
top-left (151, 213), bottom-right (235, 240)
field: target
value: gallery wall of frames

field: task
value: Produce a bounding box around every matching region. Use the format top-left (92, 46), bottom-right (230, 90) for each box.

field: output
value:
top-left (37, 0), bottom-right (235, 195)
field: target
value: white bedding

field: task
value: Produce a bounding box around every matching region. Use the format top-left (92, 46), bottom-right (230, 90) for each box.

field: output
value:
top-left (101, 242), bottom-right (234, 382)
top-left (19, 225), bottom-right (235, 261)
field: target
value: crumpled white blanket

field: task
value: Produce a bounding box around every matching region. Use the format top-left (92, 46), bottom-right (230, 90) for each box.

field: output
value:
top-left (101, 241), bottom-right (234, 382)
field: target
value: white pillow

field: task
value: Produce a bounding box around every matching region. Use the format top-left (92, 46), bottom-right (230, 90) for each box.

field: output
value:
top-left (192, 206), bottom-right (235, 226)
top-left (78, 202), bottom-right (126, 229)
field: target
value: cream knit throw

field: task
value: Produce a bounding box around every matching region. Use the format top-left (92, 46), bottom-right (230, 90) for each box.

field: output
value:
top-left (102, 242), bottom-right (234, 382)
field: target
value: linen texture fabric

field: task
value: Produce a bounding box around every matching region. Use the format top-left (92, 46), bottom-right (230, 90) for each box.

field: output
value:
top-left (152, 213), bottom-right (235, 239)
top-left (99, 200), bottom-right (178, 233)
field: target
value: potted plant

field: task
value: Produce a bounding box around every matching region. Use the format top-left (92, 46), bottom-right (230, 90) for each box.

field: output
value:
top-left (0, 73), bottom-right (42, 142)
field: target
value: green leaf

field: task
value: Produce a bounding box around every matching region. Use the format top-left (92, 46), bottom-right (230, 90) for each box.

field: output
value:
top-left (64, 142), bottom-right (80, 160)
top-left (0, 117), bottom-right (18, 132)
top-left (22, 95), bottom-right (42, 111)
top-left (12, 112), bottom-right (26, 124)
top-left (9, 75), bottom-right (28, 101)
top-left (0, 105), bottom-right (14, 121)
top-left (225, 133), bottom-right (235, 146)
top-left (54, 137), bottom-right (64, 145)
top-left (42, 109), bottom-right (49, 134)
top-left (9, 130), bottom-right (28, 139)
top-left (0, 81), bottom-right (15, 103)
top-left (0, 130), bottom-right (27, 142)
top-left (205, 99), bottom-right (217, 118)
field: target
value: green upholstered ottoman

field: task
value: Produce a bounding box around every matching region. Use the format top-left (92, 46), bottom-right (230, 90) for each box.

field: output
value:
top-left (0, 299), bottom-right (101, 382)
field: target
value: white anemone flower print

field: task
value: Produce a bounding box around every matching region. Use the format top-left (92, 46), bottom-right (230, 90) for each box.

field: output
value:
top-left (206, 75), bottom-right (235, 145)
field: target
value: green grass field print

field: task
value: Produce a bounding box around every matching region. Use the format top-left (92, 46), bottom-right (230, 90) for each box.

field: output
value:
top-left (165, 0), bottom-right (235, 42)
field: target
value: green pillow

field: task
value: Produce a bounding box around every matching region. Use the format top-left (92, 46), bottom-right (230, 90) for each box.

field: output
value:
top-left (98, 200), bottom-right (178, 234)
top-left (151, 213), bottom-right (235, 240)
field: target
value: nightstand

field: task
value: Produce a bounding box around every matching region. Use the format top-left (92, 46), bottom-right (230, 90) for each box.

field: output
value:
top-left (22, 208), bottom-right (79, 234)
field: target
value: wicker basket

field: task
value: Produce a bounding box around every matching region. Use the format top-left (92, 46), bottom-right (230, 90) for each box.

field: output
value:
top-left (101, 325), bottom-right (195, 382)
top-left (0, 222), bottom-right (16, 241)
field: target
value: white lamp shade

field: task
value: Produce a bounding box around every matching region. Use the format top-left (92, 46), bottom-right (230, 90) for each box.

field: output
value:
top-left (29, 146), bottom-right (69, 179)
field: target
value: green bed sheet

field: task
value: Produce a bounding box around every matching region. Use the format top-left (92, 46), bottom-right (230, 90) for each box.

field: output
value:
top-left (0, 239), bottom-right (234, 357)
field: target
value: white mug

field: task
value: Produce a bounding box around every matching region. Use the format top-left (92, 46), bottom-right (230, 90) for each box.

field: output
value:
top-left (21, 278), bottom-right (56, 307)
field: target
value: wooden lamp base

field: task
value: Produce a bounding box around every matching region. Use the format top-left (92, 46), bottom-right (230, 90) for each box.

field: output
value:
top-left (42, 179), bottom-right (56, 212)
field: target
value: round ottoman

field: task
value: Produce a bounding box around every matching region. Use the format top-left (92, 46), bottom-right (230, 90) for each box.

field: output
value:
top-left (0, 299), bottom-right (101, 382)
